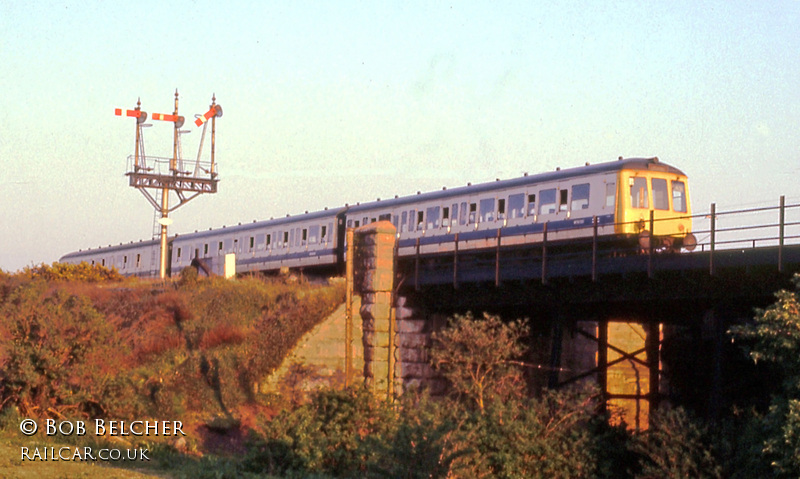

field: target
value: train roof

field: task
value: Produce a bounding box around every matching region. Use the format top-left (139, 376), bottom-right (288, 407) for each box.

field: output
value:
top-left (345, 157), bottom-right (686, 214)
top-left (170, 206), bottom-right (346, 243)
top-left (59, 238), bottom-right (160, 261)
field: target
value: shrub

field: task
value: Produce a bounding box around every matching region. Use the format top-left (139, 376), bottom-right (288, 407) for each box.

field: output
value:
top-left (430, 312), bottom-right (528, 413)
top-left (0, 280), bottom-right (135, 417)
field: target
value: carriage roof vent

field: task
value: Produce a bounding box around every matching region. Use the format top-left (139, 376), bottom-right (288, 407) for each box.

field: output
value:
top-left (417, 191), bottom-right (421, 195)
top-left (652, 156), bottom-right (659, 163)
top-left (556, 167), bottom-right (561, 171)
top-left (305, 210), bottom-right (308, 213)
top-left (585, 162), bottom-right (590, 166)
top-left (324, 207), bottom-right (328, 210)
top-left (286, 214), bottom-right (290, 217)
top-left (467, 182), bottom-right (472, 186)
top-left (618, 156), bottom-right (624, 161)
top-left (524, 172), bottom-right (528, 176)
top-left (395, 195), bottom-right (399, 199)
top-left (442, 186), bottom-right (446, 190)
top-left (496, 178), bottom-right (500, 181)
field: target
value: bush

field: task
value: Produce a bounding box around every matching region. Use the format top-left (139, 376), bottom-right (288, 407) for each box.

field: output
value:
top-left (0, 280), bottom-right (135, 417)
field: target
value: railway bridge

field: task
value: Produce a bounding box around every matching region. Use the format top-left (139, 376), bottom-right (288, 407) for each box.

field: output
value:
top-left (356, 199), bottom-right (800, 429)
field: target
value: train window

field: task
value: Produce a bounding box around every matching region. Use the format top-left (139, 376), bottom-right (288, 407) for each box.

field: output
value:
top-left (234, 239), bottom-right (239, 253)
top-left (218, 241), bottom-right (223, 252)
top-left (392, 215), bottom-right (399, 229)
top-left (379, 213), bottom-right (391, 222)
top-left (469, 203), bottom-right (477, 224)
top-left (460, 202), bottom-right (468, 225)
top-left (559, 190), bottom-right (569, 212)
top-left (401, 211), bottom-right (408, 232)
top-left (509, 194), bottom-right (524, 219)
top-left (540, 189), bottom-right (557, 215)
top-left (630, 177), bottom-right (649, 208)
top-left (417, 211), bottom-right (424, 230)
top-left (527, 194), bottom-right (536, 216)
top-left (605, 183), bottom-right (616, 208)
top-left (408, 210), bottom-right (416, 232)
top-left (195, 248), bottom-right (199, 259)
top-left (426, 206), bottom-right (440, 229)
top-left (249, 237), bottom-right (255, 250)
top-left (652, 178), bottom-right (669, 210)
top-left (498, 198), bottom-right (506, 220)
top-left (102, 259), bottom-right (105, 266)
top-left (452, 203), bottom-right (459, 225)
top-left (321, 225), bottom-right (327, 242)
top-left (347, 219), bottom-right (353, 228)
top-left (672, 181), bottom-right (687, 213)
top-left (266, 234), bottom-right (272, 248)
top-left (136, 254), bottom-right (141, 267)
top-left (442, 207), bottom-right (450, 227)
top-left (479, 198), bottom-right (495, 222)
top-left (177, 247), bottom-right (182, 259)
top-left (302, 228), bottom-right (308, 245)
top-left (283, 231), bottom-right (290, 246)
top-left (571, 184), bottom-right (590, 210)
top-left (309, 225), bottom-right (319, 244)
top-left (204, 244), bottom-right (209, 255)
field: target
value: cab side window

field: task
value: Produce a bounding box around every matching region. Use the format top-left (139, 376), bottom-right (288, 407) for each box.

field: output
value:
top-left (672, 181), bottom-right (687, 213)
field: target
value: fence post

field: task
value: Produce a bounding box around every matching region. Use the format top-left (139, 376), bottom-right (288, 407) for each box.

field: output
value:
top-left (453, 233), bottom-right (459, 289)
top-left (495, 228), bottom-right (501, 287)
top-left (414, 237), bottom-right (420, 291)
top-left (709, 203), bottom-right (716, 276)
top-left (648, 210), bottom-right (654, 279)
top-left (592, 216), bottom-right (598, 282)
top-left (542, 222), bottom-right (548, 285)
top-left (779, 195), bottom-right (785, 273)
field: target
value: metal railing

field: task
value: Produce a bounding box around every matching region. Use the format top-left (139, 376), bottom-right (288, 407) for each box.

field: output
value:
top-left (410, 196), bottom-right (800, 288)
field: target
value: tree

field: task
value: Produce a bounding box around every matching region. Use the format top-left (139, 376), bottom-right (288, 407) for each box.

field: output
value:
top-left (429, 312), bottom-right (528, 413)
top-left (729, 274), bottom-right (800, 476)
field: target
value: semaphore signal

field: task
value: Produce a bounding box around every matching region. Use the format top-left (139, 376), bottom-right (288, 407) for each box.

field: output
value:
top-left (115, 90), bottom-right (221, 279)
top-left (194, 104), bottom-right (222, 127)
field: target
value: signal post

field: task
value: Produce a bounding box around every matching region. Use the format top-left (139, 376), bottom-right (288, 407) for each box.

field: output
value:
top-left (116, 90), bottom-right (222, 279)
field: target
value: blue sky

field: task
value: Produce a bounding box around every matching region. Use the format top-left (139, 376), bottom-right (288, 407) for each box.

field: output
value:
top-left (1, 1), bottom-right (799, 271)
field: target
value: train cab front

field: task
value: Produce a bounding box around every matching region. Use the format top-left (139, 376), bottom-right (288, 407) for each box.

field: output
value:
top-left (616, 158), bottom-right (695, 252)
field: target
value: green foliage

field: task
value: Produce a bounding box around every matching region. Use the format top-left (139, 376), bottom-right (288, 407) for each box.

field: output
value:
top-left (430, 312), bottom-right (528, 412)
top-left (728, 273), bottom-right (800, 477)
top-left (631, 406), bottom-right (722, 479)
top-left (0, 280), bottom-right (135, 417)
top-left (244, 386), bottom-right (395, 477)
top-left (21, 261), bottom-right (125, 282)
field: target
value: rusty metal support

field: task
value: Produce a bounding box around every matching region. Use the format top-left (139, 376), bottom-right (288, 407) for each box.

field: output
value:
top-left (344, 228), bottom-right (354, 388)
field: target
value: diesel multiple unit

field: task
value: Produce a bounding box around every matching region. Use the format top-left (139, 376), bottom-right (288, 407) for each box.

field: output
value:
top-left (60, 157), bottom-right (694, 277)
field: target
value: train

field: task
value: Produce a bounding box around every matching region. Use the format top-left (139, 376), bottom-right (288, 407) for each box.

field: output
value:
top-left (59, 157), bottom-right (694, 278)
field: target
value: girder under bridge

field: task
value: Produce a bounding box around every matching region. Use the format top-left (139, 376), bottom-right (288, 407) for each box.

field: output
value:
top-left (392, 198), bottom-right (800, 428)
